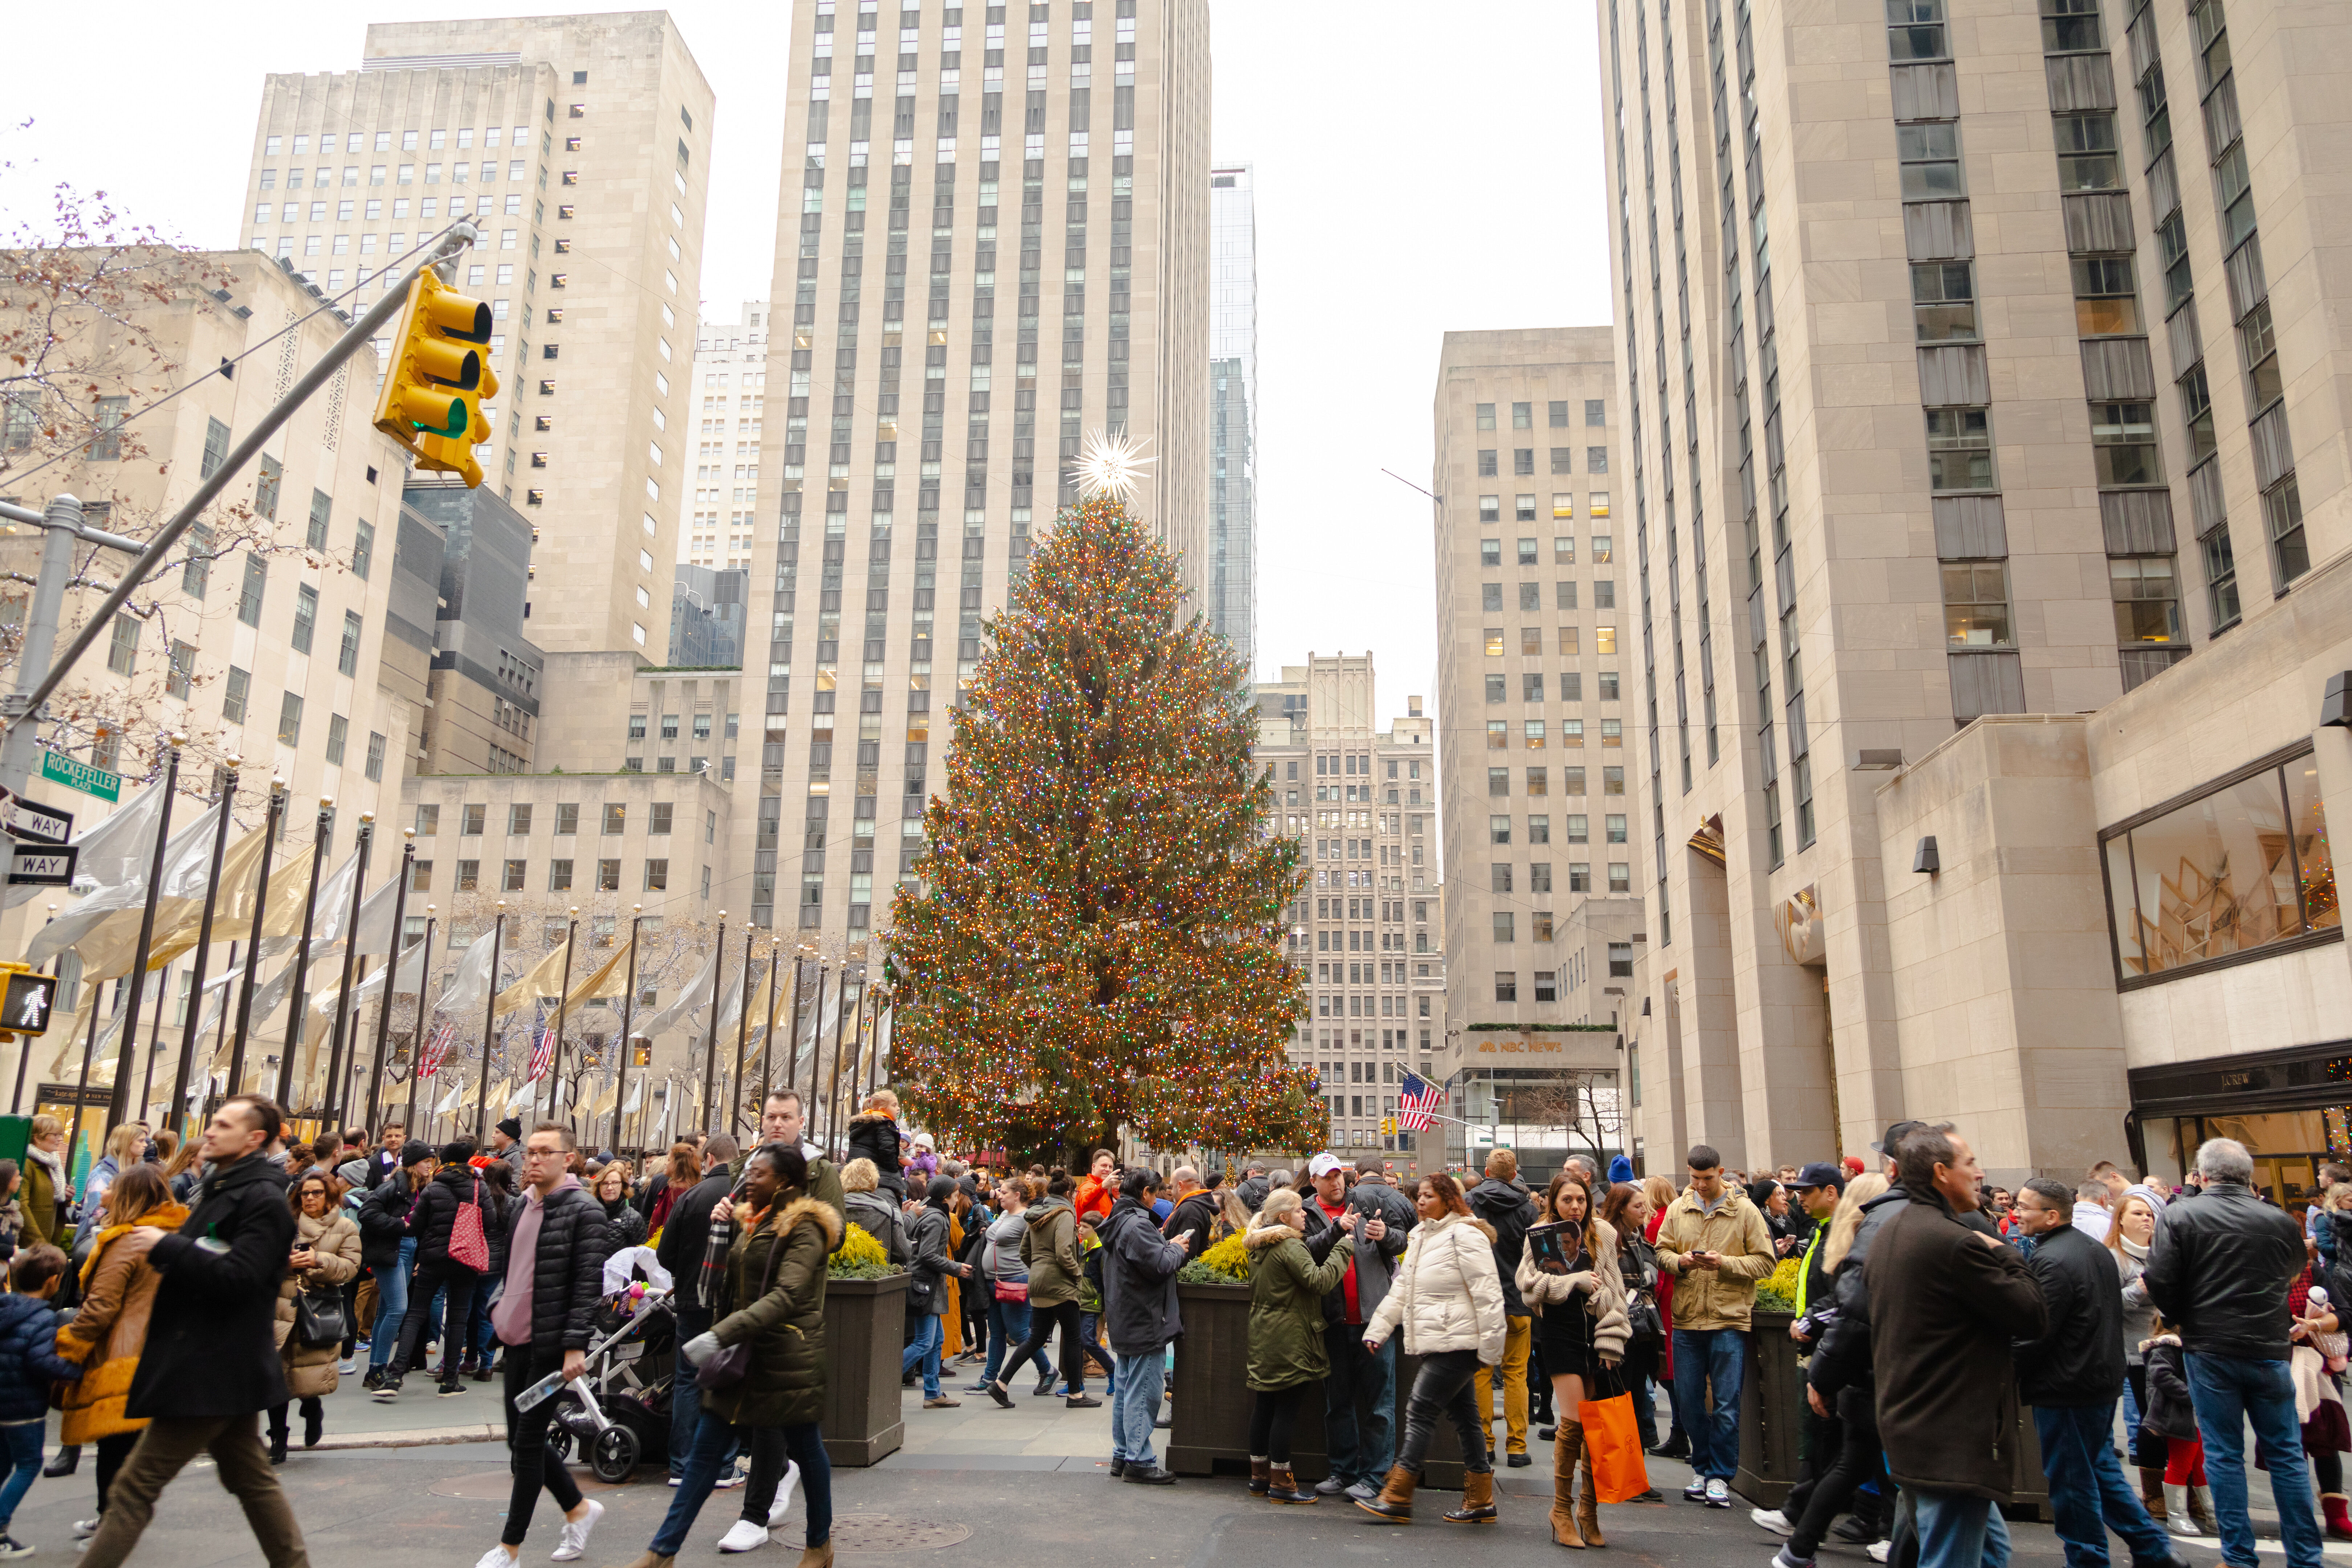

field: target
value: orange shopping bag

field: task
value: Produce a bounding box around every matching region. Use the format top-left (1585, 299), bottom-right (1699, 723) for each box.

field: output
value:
top-left (1578, 1381), bottom-right (1652, 1504)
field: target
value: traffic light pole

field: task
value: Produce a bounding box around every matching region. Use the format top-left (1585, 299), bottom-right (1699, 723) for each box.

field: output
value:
top-left (0, 224), bottom-right (480, 780)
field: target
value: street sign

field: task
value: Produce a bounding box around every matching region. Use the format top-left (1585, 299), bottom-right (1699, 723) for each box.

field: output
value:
top-left (0, 969), bottom-right (54, 1034)
top-left (4, 841), bottom-right (76, 887)
top-left (40, 753), bottom-right (118, 803)
top-left (0, 788), bottom-right (69, 846)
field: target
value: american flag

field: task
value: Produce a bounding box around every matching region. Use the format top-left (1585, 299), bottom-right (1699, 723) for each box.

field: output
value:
top-left (526, 1003), bottom-right (556, 1082)
top-left (1397, 1071), bottom-right (1446, 1132)
top-left (419, 1022), bottom-right (457, 1079)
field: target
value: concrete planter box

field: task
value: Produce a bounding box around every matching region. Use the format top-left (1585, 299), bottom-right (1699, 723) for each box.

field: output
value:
top-left (1733, 1309), bottom-right (2046, 1519)
top-left (822, 1272), bottom-right (910, 1467)
top-left (1167, 1280), bottom-right (1464, 1490)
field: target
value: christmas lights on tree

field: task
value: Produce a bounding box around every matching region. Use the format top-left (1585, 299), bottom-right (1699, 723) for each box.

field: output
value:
top-left (884, 480), bottom-right (1323, 1157)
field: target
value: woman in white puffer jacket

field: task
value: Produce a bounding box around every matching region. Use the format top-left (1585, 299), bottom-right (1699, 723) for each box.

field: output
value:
top-left (1356, 1171), bottom-right (1508, 1528)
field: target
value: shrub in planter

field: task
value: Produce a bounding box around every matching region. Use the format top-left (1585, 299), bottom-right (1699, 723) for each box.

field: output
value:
top-left (821, 1224), bottom-right (909, 1465)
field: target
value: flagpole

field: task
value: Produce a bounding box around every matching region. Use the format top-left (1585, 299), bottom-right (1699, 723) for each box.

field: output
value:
top-left (614, 904), bottom-right (642, 1158)
top-left (823, 964), bottom-right (848, 1159)
top-left (758, 937), bottom-right (781, 1108)
top-left (365, 834), bottom-right (415, 1131)
top-left (135, 969), bottom-right (171, 1132)
top-left (731, 926), bottom-right (755, 1137)
top-left (207, 940), bottom-right (236, 1116)
top-left (105, 732), bottom-right (184, 1137)
top-left (475, 901), bottom-right (504, 1145)
top-left (64, 984), bottom-right (102, 1185)
top-left (543, 905), bottom-right (578, 1125)
top-left (320, 814), bottom-right (374, 1128)
top-left (224, 778), bottom-right (284, 1096)
top-left (164, 757), bottom-right (239, 1136)
top-left (273, 799), bottom-right (334, 1110)
top-left (804, 961), bottom-right (827, 1142)
top-left (699, 912), bottom-right (726, 1136)
top-left (402, 907), bottom-right (436, 1136)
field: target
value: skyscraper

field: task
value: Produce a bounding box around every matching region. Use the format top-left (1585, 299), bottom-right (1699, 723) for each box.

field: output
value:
top-left (731, 0), bottom-right (1212, 934)
top-left (1599, 0), bottom-right (2352, 1177)
top-left (1210, 161), bottom-right (1257, 673)
top-left (1428, 329), bottom-right (1634, 1124)
top-left (238, 13), bottom-right (715, 656)
top-left (687, 301), bottom-right (772, 570)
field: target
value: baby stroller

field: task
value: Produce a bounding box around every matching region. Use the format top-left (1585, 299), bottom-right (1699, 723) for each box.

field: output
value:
top-left (544, 1280), bottom-right (678, 1483)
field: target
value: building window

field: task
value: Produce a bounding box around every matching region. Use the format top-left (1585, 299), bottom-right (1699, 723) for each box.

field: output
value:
top-left (2040, 0), bottom-right (2103, 50)
top-left (237, 556), bottom-right (266, 627)
top-left (2238, 302), bottom-right (2282, 416)
top-left (1913, 261), bottom-right (1978, 342)
top-left (2053, 112), bottom-right (2120, 190)
top-left (598, 858), bottom-right (622, 892)
top-left (105, 614), bottom-right (138, 676)
top-left (644, 859), bottom-right (670, 891)
top-left (89, 397), bottom-right (127, 461)
top-left (1942, 561), bottom-right (2014, 648)
top-left (290, 585), bottom-right (318, 654)
top-left (338, 611), bottom-right (362, 676)
top-left (1926, 407), bottom-right (1995, 491)
top-left (1889, 0), bottom-right (1949, 60)
top-left (2091, 403), bottom-right (2161, 486)
top-left (2111, 558), bottom-right (2184, 645)
top-left (2265, 475), bottom-right (2309, 588)
top-left (277, 691), bottom-right (303, 746)
top-left (164, 640), bottom-right (195, 701)
top-left (2072, 256), bottom-right (2141, 337)
top-left (2101, 746), bottom-right (2338, 982)
top-left (325, 713), bottom-right (347, 765)
top-left (461, 804), bottom-right (485, 835)
top-left (548, 859), bottom-right (574, 892)
top-left (1897, 121), bottom-right (1963, 200)
top-left (353, 518), bottom-right (375, 580)
top-left (365, 731), bottom-right (386, 781)
top-left (505, 859), bottom-right (528, 892)
top-left (1494, 972), bottom-right (1518, 1003)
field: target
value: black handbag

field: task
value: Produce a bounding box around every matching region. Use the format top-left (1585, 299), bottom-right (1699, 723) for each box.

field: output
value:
top-left (294, 1286), bottom-right (346, 1350)
top-left (695, 1223), bottom-right (787, 1393)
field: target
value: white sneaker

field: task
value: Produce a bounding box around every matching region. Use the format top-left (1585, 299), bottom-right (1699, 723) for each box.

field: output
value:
top-left (716, 1519), bottom-right (770, 1553)
top-left (769, 1458), bottom-right (800, 1526)
top-left (712, 1468), bottom-right (745, 1490)
top-left (549, 1497), bottom-right (602, 1563)
top-left (1867, 1542), bottom-right (1893, 1564)
top-left (473, 1548), bottom-right (519, 1568)
top-left (73, 1518), bottom-right (101, 1540)
top-left (1753, 1507), bottom-right (1794, 1537)
top-left (1706, 1477), bottom-right (1732, 1508)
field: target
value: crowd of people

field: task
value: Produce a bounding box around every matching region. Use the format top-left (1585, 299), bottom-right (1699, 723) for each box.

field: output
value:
top-left (0, 1088), bottom-right (2339, 1568)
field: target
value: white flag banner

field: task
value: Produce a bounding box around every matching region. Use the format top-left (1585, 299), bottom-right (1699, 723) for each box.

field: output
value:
top-left (27, 792), bottom-right (216, 970)
top-left (347, 937), bottom-right (429, 1012)
top-left (348, 871), bottom-right (406, 956)
top-left (306, 850), bottom-right (363, 948)
top-left (6, 778), bottom-right (162, 912)
top-left (630, 949), bottom-right (717, 1042)
top-left (434, 930), bottom-right (500, 1019)
top-left (434, 1082), bottom-right (463, 1116)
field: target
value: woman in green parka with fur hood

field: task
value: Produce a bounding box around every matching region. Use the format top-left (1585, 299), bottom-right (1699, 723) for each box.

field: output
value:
top-left (635, 1142), bottom-right (841, 1568)
top-left (1245, 1188), bottom-right (1355, 1505)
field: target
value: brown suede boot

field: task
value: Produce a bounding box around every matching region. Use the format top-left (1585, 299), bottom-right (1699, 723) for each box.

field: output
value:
top-left (1267, 1463), bottom-right (1317, 1503)
top-left (2140, 1466), bottom-right (2169, 1522)
top-left (1552, 1424), bottom-right (1587, 1547)
top-left (1355, 1464), bottom-right (1417, 1523)
top-left (1576, 1436), bottom-right (1606, 1547)
top-left (1248, 1455), bottom-right (1271, 1496)
top-left (796, 1545), bottom-right (833, 1568)
top-left (1444, 1467), bottom-right (1499, 1523)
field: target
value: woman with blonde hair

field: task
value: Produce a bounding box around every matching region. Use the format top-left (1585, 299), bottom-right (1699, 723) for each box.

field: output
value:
top-left (20, 1116), bottom-right (67, 1249)
top-left (2108, 1187), bottom-right (2165, 1514)
top-left (1243, 1188), bottom-right (1355, 1503)
top-left (1519, 1171), bottom-right (1630, 1547)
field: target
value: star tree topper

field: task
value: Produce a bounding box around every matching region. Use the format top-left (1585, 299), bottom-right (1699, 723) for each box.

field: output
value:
top-left (1068, 426), bottom-right (1156, 500)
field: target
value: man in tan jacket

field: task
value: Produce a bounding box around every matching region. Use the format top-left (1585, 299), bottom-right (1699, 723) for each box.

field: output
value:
top-left (1653, 1143), bottom-right (1778, 1507)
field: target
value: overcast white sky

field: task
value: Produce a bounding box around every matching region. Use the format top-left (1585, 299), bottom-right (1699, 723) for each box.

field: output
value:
top-left (4, 0), bottom-right (1612, 716)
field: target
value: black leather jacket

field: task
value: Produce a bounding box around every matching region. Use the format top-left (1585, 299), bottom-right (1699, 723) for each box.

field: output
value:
top-left (2144, 1179), bottom-right (2306, 1361)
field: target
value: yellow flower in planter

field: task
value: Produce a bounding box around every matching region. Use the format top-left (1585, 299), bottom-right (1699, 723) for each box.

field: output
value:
top-left (1754, 1254), bottom-right (1804, 1314)
top-left (1178, 1231), bottom-right (1253, 1285)
top-left (828, 1220), bottom-right (897, 1279)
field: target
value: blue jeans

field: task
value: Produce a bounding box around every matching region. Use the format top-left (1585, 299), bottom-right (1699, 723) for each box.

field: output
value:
top-left (368, 1238), bottom-right (415, 1370)
top-left (1915, 1487), bottom-right (2012, 1568)
top-left (1671, 1327), bottom-right (1746, 1480)
top-left (902, 1314), bottom-right (944, 1398)
top-left (1111, 1349), bottom-right (1164, 1466)
top-left (652, 1410), bottom-right (831, 1555)
top-left (983, 1297), bottom-right (1052, 1387)
top-left (668, 1313), bottom-right (740, 1481)
top-left (0, 1420), bottom-right (41, 1534)
top-left (2185, 1352), bottom-right (2324, 1568)
top-left (2035, 1401), bottom-right (2171, 1568)
top-left (1322, 1322), bottom-right (1397, 1486)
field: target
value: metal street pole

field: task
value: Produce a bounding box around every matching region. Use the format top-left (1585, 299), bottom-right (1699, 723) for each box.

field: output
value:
top-left (165, 758), bottom-right (239, 1135)
top-left (544, 907), bottom-right (578, 1125)
top-left (0, 225), bottom-right (484, 788)
top-left (0, 495), bottom-right (152, 801)
top-left (63, 990), bottom-right (102, 1185)
top-left (320, 814), bottom-right (374, 1128)
top-left (758, 938), bottom-right (781, 1106)
top-left (614, 905), bottom-right (642, 1157)
top-left (804, 961), bottom-right (828, 1140)
top-left (401, 908), bottom-right (436, 1137)
top-left (823, 965), bottom-right (848, 1159)
top-left (700, 912), bottom-right (727, 1136)
top-left (224, 779), bottom-right (284, 1097)
top-left (365, 835), bottom-right (416, 1130)
top-left (476, 903), bottom-right (505, 1146)
top-left (731, 926), bottom-right (755, 1137)
top-left (105, 734), bottom-right (184, 1136)
top-left (274, 801), bottom-right (334, 1110)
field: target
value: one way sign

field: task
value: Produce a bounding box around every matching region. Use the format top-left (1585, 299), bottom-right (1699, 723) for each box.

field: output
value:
top-left (5, 841), bottom-right (78, 887)
top-left (0, 788), bottom-right (70, 846)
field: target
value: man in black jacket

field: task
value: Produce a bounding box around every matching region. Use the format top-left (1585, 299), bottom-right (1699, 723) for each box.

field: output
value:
top-left (2145, 1136), bottom-right (2324, 1568)
top-left (79, 1095), bottom-right (306, 1568)
top-left (1161, 1165), bottom-right (1218, 1259)
top-left (1301, 1152), bottom-right (1403, 1501)
top-left (656, 1135), bottom-right (742, 1484)
top-left (478, 1123), bottom-right (610, 1568)
top-left (2013, 1178), bottom-right (2184, 1568)
top-left (1865, 1125), bottom-right (2045, 1568)
top-left (1102, 1169), bottom-right (1188, 1483)
top-left (357, 1141), bottom-right (436, 1386)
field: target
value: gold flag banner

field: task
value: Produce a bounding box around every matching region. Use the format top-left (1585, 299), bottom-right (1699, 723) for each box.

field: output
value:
top-left (492, 945), bottom-right (570, 1021)
top-left (563, 937), bottom-right (634, 1007)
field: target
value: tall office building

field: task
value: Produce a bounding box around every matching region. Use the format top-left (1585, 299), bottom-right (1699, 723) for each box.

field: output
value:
top-left (239, 13), bottom-right (715, 656)
top-left (1429, 329), bottom-right (1634, 1108)
top-left (1209, 162), bottom-right (1256, 673)
top-left (1600, 0), bottom-right (2352, 1180)
top-left (732, 0), bottom-right (1212, 934)
top-left (688, 301), bottom-right (772, 569)
top-left (1252, 655), bottom-right (1438, 1157)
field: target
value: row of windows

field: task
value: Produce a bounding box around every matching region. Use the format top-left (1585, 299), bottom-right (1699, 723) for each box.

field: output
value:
top-left (1486, 768), bottom-right (1624, 799)
top-left (1476, 400), bottom-right (1607, 430)
top-left (1923, 403), bottom-right (2161, 494)
top-left (1476, 448), bottom-right (1611, 477)
top-left (1480, 535), bottom-right (1613, 567)
top-left (1476, 493), bottom-right (1611, 523)
top-left (1486, 671), bottom-right (1623, 702)
top-left (413, 858), bottom-right (711, 897)
top-left (626, 713), bottom-right (740, 741)
top-left (262, 126), bottom-right (544, 156)
top-left (1481, 581), bottom-right (1617, 614)
top-left (1483, 718), bottom-right (1625, 748)
top-left (414, 801), bottom-right (718, 840)
top-left (1483, 627), bottom-right (1621, 658)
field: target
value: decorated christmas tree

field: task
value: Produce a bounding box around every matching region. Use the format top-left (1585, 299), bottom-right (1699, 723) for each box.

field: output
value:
top-left (886, 459), bottom-right (1323, 1160)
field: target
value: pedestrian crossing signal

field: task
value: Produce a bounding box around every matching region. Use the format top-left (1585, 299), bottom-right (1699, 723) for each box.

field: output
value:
top-left (0, 966), bottom-right (56, 1035)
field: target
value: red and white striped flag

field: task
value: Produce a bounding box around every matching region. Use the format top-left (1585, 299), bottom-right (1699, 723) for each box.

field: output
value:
top-left (1397, 1071), bottom-right (1445, 1132)
top-left (419, 1022), bottom-right (457, 1079)
top-left (526, 1005), bottom-right (556, 1082)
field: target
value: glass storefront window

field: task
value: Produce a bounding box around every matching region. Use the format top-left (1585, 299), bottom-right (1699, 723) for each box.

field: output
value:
top-left (2102, 746), bottom-right (2338, 982)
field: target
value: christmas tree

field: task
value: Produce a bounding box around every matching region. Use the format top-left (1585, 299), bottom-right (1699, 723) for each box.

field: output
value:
top-left (885, 477), bottom-right (1324, 1160)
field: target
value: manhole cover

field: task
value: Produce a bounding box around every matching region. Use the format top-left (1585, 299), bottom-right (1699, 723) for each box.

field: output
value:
top-left (827, 1515), bottom-right (974, 1552)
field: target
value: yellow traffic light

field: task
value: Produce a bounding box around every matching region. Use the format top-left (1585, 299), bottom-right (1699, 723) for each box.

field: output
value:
top-left (1380, 1116), bottom-right (1396, 1137)
top-left (373, 267), bottom-right (499, 487)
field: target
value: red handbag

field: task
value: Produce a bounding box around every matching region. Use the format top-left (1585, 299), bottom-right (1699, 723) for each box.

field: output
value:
top-left (449, 1177), bottom-right (491, 1272)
